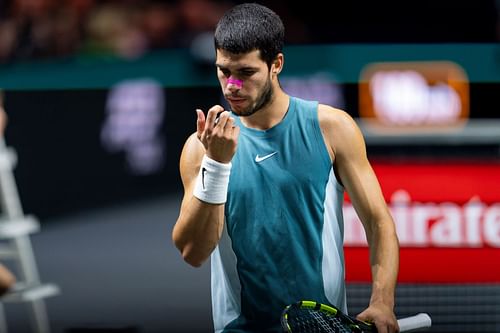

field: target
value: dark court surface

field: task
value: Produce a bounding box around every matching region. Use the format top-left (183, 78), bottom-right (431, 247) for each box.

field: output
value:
top-left (4, 194), bottom-right (212, 333)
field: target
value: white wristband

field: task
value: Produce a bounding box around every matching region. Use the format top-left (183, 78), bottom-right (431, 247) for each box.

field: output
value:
top-left (193, 155), bottom-right (232, 204)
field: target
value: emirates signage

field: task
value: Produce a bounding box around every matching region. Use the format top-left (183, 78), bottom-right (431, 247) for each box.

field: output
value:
top-left (344, 161), bottom-right (500, 283)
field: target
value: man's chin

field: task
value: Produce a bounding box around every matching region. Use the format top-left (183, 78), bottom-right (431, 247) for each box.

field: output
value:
top-left (232, 108), bottom-right (255, 117)
top-left (228, 104), bottom-right (248, 116)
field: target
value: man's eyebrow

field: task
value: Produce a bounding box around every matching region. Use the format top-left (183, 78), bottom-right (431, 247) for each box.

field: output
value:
top-left (216, 64), bottom-right (258, 71)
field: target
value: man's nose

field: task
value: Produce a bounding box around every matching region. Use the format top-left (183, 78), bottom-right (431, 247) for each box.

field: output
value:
top-left (227, 77), bottom-right (243, 91)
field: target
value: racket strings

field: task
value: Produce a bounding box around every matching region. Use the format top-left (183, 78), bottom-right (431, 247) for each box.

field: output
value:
top-left (312, 310), bottom-right (351, 333)
top-left (287, 307), bottom-right (352, 333)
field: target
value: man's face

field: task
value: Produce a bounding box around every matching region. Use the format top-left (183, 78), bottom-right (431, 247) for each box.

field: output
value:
top-left (216, 49), bottom-right (274, 117)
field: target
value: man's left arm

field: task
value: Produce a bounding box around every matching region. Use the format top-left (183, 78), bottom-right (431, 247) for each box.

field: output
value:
top-left (319, 106), bottom-right (400, 333)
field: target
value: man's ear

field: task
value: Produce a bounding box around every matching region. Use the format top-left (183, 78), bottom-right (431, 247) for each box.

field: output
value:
top-left (272, 53), bottom-right (284, 74)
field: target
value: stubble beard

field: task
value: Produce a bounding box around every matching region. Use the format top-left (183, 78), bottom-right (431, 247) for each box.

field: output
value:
top-left (231, 77), bottom-right (273, 117)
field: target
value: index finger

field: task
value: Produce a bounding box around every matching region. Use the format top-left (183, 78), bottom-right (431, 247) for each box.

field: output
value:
top-left (206, 105), bottom-right (225, 132)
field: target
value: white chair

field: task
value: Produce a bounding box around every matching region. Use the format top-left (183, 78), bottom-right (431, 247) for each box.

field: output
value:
top-left (0, 138), bottom-right (60, 333)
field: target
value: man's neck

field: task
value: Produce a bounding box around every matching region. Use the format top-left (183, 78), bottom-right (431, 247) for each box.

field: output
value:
top-left (240, 90), bottom-right (289, 130)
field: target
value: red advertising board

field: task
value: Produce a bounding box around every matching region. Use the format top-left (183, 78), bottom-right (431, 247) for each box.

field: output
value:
top-left (344, 160), bottom-right (500, 283)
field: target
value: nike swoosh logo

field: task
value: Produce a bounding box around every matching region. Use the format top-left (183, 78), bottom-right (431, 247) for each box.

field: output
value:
top-left (255, 152), bottom-right (278, 163)
top-left (201, 167), bottom-right (207, 190)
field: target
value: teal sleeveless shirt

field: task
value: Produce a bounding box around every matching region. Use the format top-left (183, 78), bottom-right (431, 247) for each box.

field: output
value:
top-left (211, 96), bottom-right (346, 332)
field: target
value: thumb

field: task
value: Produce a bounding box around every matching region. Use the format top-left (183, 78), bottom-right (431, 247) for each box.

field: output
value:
top-left (356, 309), bottom-right (374, 323)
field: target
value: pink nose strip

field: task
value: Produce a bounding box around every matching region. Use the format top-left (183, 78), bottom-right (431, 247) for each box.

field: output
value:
top-left (227, 77), bottom-right (243, 89)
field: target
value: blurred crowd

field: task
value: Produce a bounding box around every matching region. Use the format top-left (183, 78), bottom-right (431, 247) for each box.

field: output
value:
top-left (0, 0), bottom-right (237, 63)
top-left (0, 0), bottom-right (499, 64)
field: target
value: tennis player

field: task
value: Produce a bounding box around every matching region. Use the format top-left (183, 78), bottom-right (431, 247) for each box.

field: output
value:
top-left (172, 3), bottom-right (400, 332)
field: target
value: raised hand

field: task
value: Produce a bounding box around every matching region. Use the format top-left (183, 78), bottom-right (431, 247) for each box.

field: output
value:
top-left (196, 105), bottom-right (240, 164)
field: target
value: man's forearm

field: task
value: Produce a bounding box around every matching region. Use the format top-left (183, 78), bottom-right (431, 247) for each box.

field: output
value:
top-left (173, 196), bottom-right (225, 267)
top-left (368, 220), bottom-right (399, 308)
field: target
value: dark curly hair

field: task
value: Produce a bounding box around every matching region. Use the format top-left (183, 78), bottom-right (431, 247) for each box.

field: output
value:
top-left (214, 3), bottom-right (285, 68)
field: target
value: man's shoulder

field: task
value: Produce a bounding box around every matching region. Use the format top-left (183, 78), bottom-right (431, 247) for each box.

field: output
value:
top-left (318, 104), bottom-right (354, 126)
top-left (288, 96), bottom-right (359, 134)
top-left (317, 104), bottom-right (364, 146)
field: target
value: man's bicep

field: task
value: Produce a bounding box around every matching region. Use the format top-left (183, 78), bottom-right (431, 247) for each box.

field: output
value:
top-left (319, 106), bottom-right (388, 227)
top-left (333, 118), bottom-right (387, 228)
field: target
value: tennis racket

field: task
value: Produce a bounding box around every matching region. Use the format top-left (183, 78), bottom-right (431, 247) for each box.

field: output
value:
top-left (281, 300), bottom-right (431, 333)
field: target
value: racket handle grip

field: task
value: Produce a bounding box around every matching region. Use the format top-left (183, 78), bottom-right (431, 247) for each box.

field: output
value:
top-left (397, 313), bottom-right (432, 332)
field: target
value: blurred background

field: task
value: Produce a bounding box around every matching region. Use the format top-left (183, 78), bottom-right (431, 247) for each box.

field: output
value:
top-left (0, 0), bottom-right (499, 332)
